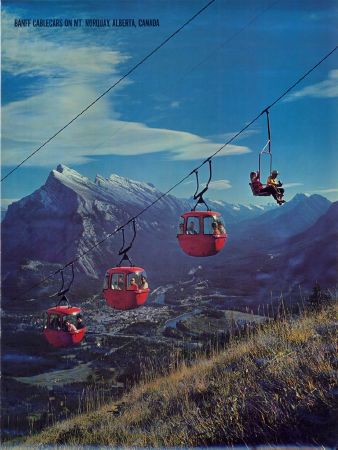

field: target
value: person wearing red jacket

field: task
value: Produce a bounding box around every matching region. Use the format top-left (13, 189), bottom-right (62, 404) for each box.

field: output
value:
top-left (128, 277), bottom-right (139, 290)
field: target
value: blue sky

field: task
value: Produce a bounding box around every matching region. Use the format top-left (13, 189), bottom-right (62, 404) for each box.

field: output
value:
top-left (1, 0), bottom-right (338, 210)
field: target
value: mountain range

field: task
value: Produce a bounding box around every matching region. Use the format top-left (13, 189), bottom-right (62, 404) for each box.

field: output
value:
top-left (2, 165), bottom-right (336, 307)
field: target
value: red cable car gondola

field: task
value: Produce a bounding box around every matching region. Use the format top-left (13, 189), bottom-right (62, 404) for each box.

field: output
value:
top-left (177, 159), bottom-right (227, 257)
top-left (103, 266), bottom-right (150, 310)
top-left (43, 264), bottom-right (86, 348)
top-left (103, 220), bottom-right (150, 310)
top-left (177, 210), bottom-right (227, 257)
top-left (44, 304), bottom-right (86, 348)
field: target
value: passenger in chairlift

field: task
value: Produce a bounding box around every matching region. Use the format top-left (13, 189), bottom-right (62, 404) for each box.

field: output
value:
top-left (267, 170), bottom-right (285, 204)
top-left (250, 171), bottom-right (285, 205)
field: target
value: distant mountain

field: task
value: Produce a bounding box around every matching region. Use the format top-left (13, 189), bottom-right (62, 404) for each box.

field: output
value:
top-left (279, 201), bottom-right (338, 286)
top-left (241, 201), bottom-right (338, 298)
top-left (228, 193), bottom-right (332, 248)
top-left (197, 194), bottom-right (335, 302)
top-left (1, 165), bottom-right (335, 306)
top-left (1, 165), bottom-right (186, 298)
top-left (205, 198), bottom-right (276, 224)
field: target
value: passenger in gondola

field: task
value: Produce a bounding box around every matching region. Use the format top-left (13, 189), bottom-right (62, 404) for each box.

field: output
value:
top-left (250, 171), bottom-right (284, 205)
top-left (186, 221), bottom-right (198, 235)
top-left (76, 316), bottom-right (85, 330)
top-left (112, 280), bottom-right (121, 290)
top-left (139, 275), bottom-right (149, 289)
top-left (117, 275), bottom-right (124, 290)
top-left (217, 220), bottom-right (226, 235)
top-left (128, 277), bottom-right (139, 290)
top-left (212, 222), bottom-right (220, 236)
top-left (267, 170), bottom-right (285, 204)
top-left (50, 316), bottom-right (61, 330)
top-left (65, 320), bottom-right (77, 333)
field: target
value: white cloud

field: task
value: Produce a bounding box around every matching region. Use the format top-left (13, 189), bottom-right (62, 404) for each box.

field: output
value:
top-left (170, 101), bottom-right (180, 109)
top-left (285, 69), bottom-right (338, 102)
top-left (2, 95), bottom-right (251, 165)
top-left (2, 9), bottom-right (251, 167)
top-left (2, 11), bottom-right (127, 79)
top-left (209, 179), bottom-right (232, 190)
top-left (315, 188), bottom-right (338, 193)
top-left (169, 141), bottom-right (250, 161)
top-left (282, 182), bottom-right (303, 188)
top-left (182, 179), bottom-right (232, 192)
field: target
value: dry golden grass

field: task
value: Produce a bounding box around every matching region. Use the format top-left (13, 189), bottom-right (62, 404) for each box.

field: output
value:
top-left (21, 303), bottom-right (338, 447)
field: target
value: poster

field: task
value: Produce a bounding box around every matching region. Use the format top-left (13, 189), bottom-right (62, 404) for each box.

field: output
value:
top-left (1, 0), bottom-right (337, 446)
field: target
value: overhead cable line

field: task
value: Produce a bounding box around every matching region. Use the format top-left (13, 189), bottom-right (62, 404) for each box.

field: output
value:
top-left (89, 0), bottom-right (279, 155)
top-left (17, 45), bottom-right (337, 299)
top-left (0, 0), bottom-right (216, 182)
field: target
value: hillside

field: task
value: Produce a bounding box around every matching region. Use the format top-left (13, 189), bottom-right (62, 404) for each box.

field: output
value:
top-left (22, 302), bottom-right (337, 447)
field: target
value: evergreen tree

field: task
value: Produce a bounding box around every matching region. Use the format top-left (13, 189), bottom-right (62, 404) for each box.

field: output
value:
top-left (307, 282), bottom-right (331, 311)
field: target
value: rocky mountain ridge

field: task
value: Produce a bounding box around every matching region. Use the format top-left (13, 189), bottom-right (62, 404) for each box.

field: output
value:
top-left (1, 165), bottom-right (334, 305)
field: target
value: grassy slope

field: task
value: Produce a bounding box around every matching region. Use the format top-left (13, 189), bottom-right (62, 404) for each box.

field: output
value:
top-left (22, 303), bottom-right (337, 447)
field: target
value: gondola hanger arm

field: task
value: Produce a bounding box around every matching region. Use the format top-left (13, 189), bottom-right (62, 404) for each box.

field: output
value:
top-left (192, 159), bottom-right (212, 211)
top-left (117, 220), bottom-right (136, 266)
